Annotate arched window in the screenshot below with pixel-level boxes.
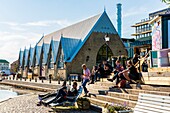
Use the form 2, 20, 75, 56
96, 44, 113, 64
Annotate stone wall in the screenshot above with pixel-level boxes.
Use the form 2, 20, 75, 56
66, 32, 127, 76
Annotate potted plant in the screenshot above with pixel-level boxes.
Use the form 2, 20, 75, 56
102, 103, 132, 113
77, 97, 90, 110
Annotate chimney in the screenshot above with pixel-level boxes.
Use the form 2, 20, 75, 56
117, 3, 122, 38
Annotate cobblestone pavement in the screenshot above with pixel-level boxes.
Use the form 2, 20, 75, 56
0, 94, 98, 113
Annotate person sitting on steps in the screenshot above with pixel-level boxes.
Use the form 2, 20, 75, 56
107, 60, 125, 85
118, 60, 140, 83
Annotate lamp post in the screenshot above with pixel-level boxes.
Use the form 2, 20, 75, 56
104, 34, 110, 61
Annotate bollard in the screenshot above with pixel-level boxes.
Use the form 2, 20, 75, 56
25, 78, 26, 81
49, 74, 52, 84
69, 76, 71, 85
35, 78, 37, 82
13, 75, 15, 80
42, 79, 44, 83
30, 78, 31, 82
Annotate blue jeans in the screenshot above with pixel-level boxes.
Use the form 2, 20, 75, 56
82, 79, 89, 94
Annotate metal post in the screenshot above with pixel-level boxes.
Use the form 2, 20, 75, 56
58, 73, 60, 84
106, 44, 108, 61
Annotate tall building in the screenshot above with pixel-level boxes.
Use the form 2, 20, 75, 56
130, 8, 170, 57
0, 59, 9, 70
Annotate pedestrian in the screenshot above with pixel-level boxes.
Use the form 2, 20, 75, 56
81, 64, 90, 96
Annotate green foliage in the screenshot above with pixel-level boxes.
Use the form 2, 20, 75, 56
162, 0, 170, 5
104, 103, 132, 113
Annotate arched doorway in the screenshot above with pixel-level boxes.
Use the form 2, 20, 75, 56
96, 44, 113, 65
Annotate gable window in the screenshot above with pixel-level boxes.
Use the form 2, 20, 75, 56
58, 50, 64, 69
48, 50, 54, 69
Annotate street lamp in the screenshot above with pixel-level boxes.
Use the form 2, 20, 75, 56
104, 34, 110, 61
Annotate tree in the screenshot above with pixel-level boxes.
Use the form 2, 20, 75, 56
162, 0, 170, 4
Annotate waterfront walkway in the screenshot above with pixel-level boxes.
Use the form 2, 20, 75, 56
0, 79, 97, 113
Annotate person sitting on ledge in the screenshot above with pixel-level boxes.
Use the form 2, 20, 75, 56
43, 81, 78, 106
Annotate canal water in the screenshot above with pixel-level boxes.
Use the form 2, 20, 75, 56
0, 89, 18, 102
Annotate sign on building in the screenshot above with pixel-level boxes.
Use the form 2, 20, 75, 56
151, 18, 162, 50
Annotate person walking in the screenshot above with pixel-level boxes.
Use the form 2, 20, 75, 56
81, 64, 91, 96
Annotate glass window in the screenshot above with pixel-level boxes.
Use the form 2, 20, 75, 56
57, 50, 64, 69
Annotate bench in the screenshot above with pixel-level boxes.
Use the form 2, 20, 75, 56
134, 93, 170, 113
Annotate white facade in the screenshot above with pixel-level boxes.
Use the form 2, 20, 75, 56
0, 61, 9, 71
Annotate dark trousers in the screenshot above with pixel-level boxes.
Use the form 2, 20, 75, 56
46, 89, 66, 105
113, 71, 126, 85
82, 79, 89, 94
39, 93, 57, 100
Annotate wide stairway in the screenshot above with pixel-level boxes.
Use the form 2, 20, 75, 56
86, 79, 170, 110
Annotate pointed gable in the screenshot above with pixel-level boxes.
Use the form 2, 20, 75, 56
50, 40, 60, 63
42, 43, 50, 64
66, 11, 118, 62
61, 37, 81, 61
19, 50, 24, 67
29, 47, 35, 67
35, 46, 42, 65
24, 49, 29, 67
93, 11, 117, 34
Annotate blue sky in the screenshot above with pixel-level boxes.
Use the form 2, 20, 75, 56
0, 0, 168, 63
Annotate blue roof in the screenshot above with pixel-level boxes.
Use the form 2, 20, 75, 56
19, 51, 24, 67
50, 40, 60, 63
24, 49, 29, 67
61, 37, 81, 61
29, 47, 35, 67
42, 43, 50, 64
35, 46, 42, 65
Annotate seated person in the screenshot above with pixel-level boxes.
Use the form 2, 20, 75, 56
37, 81, 67, 106
108, 60, 125, 85
118, 60, 140, 83
43, 81, 78, 105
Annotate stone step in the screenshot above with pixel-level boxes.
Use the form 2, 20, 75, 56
130, 83, 170, 92
90, 95, 136, 108
109, 88, 170, 96
144, 80, 170, 86
108, 92, 138, 101
87, 84, 110, 90
88, 97, 112, 107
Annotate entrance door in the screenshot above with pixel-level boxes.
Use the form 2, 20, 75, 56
96, 44, 113, 65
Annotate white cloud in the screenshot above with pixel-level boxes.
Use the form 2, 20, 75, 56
0, 19, 72, 63
0, 22, 19, 26
23, 19, 71, 27
123, 7, 148, 18
0, 31, 41, 63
